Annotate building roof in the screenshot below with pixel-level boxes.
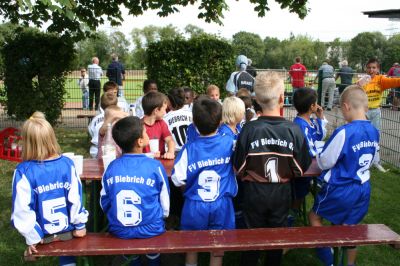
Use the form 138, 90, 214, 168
362, 9, 400, 19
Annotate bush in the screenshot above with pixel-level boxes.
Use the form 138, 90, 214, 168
2, 29, 75, 125
146, 36, 234, 95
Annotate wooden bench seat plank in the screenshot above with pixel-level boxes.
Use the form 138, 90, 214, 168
34, 224, 400, 257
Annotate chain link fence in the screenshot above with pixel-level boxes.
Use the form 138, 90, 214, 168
0, 69, 398, 167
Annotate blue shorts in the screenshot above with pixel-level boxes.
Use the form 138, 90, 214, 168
312, 181, 370, 225
109, 218, 165, 239
181, 197, 235, 230
294, 176, 312, 199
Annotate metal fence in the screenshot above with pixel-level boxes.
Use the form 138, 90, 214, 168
0, 69, 399, 167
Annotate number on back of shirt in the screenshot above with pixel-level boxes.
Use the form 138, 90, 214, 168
264, 157, 280, 183
197, 170, 221, 202
116, 190, 142, 226
171, 125, 188, 147
42, 197, 69, 234
357, 153, 373, 183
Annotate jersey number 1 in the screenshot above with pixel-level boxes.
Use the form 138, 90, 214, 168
171, 125, 188, 147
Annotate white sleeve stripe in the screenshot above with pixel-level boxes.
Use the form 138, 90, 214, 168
158, 167, 170, 217
12, 173, 42, 245
317, 129, 345, 170
171, 149, 188, 187
68, 165, 88, 225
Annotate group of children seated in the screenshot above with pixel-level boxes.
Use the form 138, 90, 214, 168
11, 72, 379, 266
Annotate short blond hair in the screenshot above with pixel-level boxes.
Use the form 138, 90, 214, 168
340, 85, 368, 110
21, 111, 60, 161
207, 84, 220, 95
254, 72, 284, 111
222, 96, 245, 124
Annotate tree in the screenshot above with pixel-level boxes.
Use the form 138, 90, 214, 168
109, 31, 131, 65
383, 34, 400, 71
74, 31, 112, 69
184, 24, 206, 38
0, 1, 309, 39
3, 29, 75, 125
232, 31, 264, 66
348, 32, 387, 71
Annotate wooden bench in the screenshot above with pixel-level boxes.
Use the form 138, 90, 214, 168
77, 114, 95, 124
34, 224, 400, 266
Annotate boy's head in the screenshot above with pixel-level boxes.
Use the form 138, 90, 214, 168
222, 96, 245, 125
293, 88, 318, 115
103, 81, 119, 95
100, 93, 118, 110
143, 80, 158, 94
193, 96, 222, 135
142, 91, 168, 118
183, 87, 194, 105
167, 87, 185, 110
340, 85, 368, 121
295, 56, 301, 63
366, 58, 380, 77
254, 72, 284, 111
206, 84, 220, 101
237, 88, 251, 98
80, 68, 86, 76
22, 111, 60, 161
112, 116, 149, 153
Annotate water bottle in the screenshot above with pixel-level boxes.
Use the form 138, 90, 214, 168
357, 75, 371, 87
285, 96, 289, 105
103, 123, 116, 157
129, 103, 136, 116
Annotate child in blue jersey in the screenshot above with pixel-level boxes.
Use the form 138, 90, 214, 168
309, 85, 379, 266
100, 116, 170, 266
220, 96, 245, 141
11, 112, 88, 265
172, 96, 237, 266
292, 88, 327, 214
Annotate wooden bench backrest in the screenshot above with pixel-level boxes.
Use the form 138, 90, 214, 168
34, 224, 400, 257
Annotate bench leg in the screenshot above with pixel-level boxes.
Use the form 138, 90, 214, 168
333, 247, 348, 266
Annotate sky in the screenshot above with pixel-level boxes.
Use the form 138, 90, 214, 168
100, 0, 399, 42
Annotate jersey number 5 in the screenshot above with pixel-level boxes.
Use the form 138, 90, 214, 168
42, 197, 69, 234
116, 190, 142, 226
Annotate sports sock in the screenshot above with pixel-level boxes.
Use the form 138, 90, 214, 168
316, 247, 333, 266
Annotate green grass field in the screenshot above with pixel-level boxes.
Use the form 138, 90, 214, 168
0, 129, 399, 265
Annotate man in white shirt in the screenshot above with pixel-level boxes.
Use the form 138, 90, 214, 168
87, 57, 103, 111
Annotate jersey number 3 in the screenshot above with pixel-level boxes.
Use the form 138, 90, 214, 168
117, 190, 142, 226
197, 170, 221, 202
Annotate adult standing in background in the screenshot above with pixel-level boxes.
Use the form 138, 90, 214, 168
246, 58, 257, 78
88, 57, 103, 111
335, 60, 354, 95
289, 56, 307, 90
387, 62, 400, 110
315, 61, 335, 111
226, 55, 255, 95
106, 54, 125, 97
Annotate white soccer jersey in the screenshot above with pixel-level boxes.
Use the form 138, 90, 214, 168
88, 113, 105, 158
163, 108, 193, 151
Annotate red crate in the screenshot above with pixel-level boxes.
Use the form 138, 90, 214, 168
0, 127, 22, 162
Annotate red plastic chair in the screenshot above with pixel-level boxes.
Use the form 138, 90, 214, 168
0, 127, 22, 162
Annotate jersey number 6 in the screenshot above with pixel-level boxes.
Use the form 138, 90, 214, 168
116, 190, 142, 226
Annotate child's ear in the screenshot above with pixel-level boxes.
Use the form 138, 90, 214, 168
279, 93, 284, 106
137, 137, 144, 148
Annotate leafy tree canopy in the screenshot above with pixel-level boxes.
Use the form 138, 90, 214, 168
0, 0, 309, 39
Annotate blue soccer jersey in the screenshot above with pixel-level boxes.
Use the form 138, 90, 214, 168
100, 154, 170, 239
219, 123, 241, 141
293, 116, 327, 157
11, 155, 88, 245
317, 120, 379, 185
172, 133, 237, 201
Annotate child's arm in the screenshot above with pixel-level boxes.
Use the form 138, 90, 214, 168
99, 109, 128, 136
380, 75, 400, 91
157, 164, 170, 218
317, 128, 345, 170
171, 148, 188, 187
11, 169, 44, 246
66, 164, 89, 231
163, 136, 175, 159
232, 127, 249, 176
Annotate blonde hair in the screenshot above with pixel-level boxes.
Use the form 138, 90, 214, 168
100, 93, 118, 110
207, 84, 220, 95
254, 72, 284, 111
21, 111, 60, 161
340, 85, 368, 110
222, 96, 245, 125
